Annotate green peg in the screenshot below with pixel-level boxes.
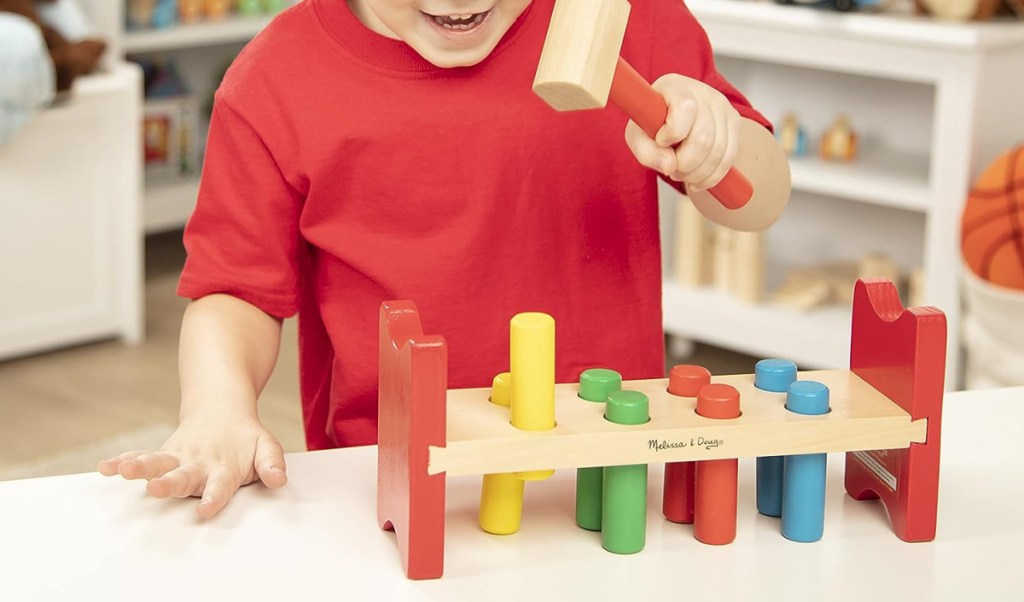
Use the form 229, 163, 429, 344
575, 368, 621, 531
602, 390, 650, 554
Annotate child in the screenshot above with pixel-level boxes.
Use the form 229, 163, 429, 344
98, 0, 790, 518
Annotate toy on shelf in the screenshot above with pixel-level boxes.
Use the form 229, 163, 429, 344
914, 0, 1023, 20
128, 0, 291, 29
770, 252, 904, 310
821, 115, 858, 162
773, 0, 886, 12
203, 0, 231, 20
135, 57, 200, 182
960, 144, 1024, 388
126, 0, 156, 29
376, 279, 946, 579
239, 0, 289, 15
126, 0, 178, 29
961, 144, 1024, 291
776, 112, 808, 157
179, 0, 203, 23
672, 198, 711, 287
672, 198, 764, 304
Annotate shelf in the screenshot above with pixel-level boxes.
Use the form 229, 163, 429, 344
662, 281, 851, 370
124, 14, 277, 54
788, 149, 931, 211
687, 0, 1024, 51
144, 178, 199, 234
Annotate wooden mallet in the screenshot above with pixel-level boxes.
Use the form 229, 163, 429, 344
533, 0, 753, 210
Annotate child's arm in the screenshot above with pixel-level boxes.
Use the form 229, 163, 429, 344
97, 294, 287, 518
624, 74, 791, 232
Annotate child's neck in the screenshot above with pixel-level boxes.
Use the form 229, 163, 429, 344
346, 0, 402, 40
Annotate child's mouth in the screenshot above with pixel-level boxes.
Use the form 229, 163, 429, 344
422, 10, 490, 33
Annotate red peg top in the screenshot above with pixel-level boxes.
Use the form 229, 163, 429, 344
696, 383, 741, 419
668, 364, 712, 397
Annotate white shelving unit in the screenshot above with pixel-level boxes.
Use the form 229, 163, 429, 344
0, 63, 144, 360
124, 14, 278, 54
143, 178, 201, 233
663, 0, 1024, 389
121, 7, 291, 234
663, 283, 851, 368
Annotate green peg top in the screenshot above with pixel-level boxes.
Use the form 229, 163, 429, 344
579, 368, 623, 402
605, 390, 650, 425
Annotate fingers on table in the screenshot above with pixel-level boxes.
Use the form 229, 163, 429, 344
119, 452, 181, 480
197, 470, 244, 519
146, 464, 207, 499
97, 450, 148, 476
98, 451, 179, 480
255, 435, 288, 489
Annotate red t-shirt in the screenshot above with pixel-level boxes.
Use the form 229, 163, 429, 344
178, 0, 769, 450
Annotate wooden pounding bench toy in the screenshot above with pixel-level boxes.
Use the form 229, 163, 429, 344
376, 279, 947, 579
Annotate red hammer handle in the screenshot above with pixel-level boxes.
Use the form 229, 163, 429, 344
610, 57, 752, 210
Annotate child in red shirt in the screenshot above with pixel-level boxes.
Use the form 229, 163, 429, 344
99, 0, 790, 518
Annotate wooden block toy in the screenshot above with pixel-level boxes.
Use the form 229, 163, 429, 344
672, 197, 711, 287
858, 252, 901, 287
753, 358, 798, 518
532, 0, 753, 212
771, 257, 903, 311
712, 225, 735, 293
693, 384, 741, 545
730, 230, 765, 304
781, 381, 831, 543
770, 269, 832, 310
575, 369, 623, 532
376, 279, 946, 579
704, 223, 764, 304
909, 267, 925, 308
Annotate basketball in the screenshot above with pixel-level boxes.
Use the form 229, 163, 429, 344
961, 145, 1024, 291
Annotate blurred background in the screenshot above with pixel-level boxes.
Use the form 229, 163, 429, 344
1, 0, 1022, 481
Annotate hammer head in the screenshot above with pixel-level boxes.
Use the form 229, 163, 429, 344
533, 0, 632, 111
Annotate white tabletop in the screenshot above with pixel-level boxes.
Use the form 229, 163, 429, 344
2, 387, 1022, 601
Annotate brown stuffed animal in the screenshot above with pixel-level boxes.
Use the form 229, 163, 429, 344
0, 0, 106, 92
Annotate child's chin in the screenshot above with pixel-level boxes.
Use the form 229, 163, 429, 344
418, 44, 496, 69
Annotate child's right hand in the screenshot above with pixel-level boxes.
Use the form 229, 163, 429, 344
97, 411, 287, 518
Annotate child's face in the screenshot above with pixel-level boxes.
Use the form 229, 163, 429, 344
348, 0, 533, 67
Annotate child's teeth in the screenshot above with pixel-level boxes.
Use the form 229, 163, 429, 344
431, 12, 483, 28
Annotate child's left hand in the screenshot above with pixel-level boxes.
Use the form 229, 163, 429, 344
624, 73, 741, 194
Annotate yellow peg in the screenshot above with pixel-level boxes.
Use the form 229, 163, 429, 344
479, 473, 525, 535
479, 372, 524, 534
490, 372, 512, 407
510, 312, 555, 481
